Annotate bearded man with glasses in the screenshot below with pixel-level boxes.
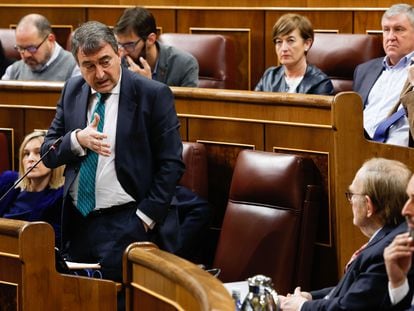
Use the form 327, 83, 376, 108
1, 13, 80, 81
114, 7, 199, 87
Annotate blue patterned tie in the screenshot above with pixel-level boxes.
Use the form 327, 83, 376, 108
372, 108, 406, 142
77, 93, 106, 216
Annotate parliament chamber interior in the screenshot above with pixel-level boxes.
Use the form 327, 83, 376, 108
0, 0, 412, 309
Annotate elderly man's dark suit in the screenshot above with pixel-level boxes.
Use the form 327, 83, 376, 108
301, 222, 411, 311
41, 67, 185, 280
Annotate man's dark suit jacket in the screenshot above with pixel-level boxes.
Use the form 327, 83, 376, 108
41, 67, 185, 247
353, 57, 384, 108
301, 222, 410, 311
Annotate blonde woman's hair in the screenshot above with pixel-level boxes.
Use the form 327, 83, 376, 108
18, 131, 64, 191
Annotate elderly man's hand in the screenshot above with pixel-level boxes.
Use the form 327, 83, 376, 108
278, 287, 311, 311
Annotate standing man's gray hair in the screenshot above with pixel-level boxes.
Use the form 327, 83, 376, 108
71, 21, 118, 62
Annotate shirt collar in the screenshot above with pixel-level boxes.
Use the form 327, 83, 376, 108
383, 51, 414, 70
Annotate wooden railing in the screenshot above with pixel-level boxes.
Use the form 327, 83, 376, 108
0, 218, 117, 310
1, 81, 413, 289
123, 242, 234, 310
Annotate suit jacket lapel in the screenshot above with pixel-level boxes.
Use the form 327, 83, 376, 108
361, 59, 384, 107
329, 226, 394, 298
75, 83, 91, 129
116, 68, 137, 154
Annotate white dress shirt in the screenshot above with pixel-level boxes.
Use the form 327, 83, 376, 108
388, 278, 410, 305
70, 71, 154, 227
364, 52, 414, 146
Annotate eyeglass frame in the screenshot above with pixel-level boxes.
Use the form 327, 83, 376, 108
117, 38, 144, 53
345, 191, 366, 203
14, 34, 50, 54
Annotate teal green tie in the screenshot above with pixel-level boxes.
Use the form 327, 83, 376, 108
77, 93, 106, 217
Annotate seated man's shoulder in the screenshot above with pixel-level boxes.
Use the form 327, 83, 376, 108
60, 49, 76, 61
355, 56, 383, 72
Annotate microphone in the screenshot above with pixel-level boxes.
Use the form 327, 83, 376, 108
0, 136, 62, 203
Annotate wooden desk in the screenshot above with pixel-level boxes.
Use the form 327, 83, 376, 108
1, 81, 413, 288
0, 218, 117, 310
123, 242, 234, 310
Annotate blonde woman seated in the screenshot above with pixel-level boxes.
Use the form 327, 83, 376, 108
255, 13, 334, 95
0, 131, 64, 245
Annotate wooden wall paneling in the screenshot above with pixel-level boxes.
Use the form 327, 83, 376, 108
0, 127, 15, 171
176, 9, 264, 91
354, 10, 384, 34
124, 0, 307, 6
0, 81, 61, 167
0, 7, 85, 29
149, 9, 177, 34
86, 7, 130, 28
87, 7, 177, 33
0, 108, 24, 168
264, 11, 354, 70
178, 116, 188, 141
266, 123, 337, 289
51, 25, 73, 49
121, 0, 395, 6
24, 108, 55, 135
190, 27, 251, 90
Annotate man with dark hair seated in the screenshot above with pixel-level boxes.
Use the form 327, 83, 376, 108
113, 6, 199, 87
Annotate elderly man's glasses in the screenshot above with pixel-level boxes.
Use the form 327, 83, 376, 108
14, 34, 49, 54
345, 192, 365, 203
117, 38, 143, 52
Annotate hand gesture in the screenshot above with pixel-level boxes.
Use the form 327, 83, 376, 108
76, 113, 111, 156
384, 232, 414, 288
125, 55, 152, 80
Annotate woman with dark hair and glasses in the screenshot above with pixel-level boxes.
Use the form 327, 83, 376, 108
255, 13, 333, 95
0, 131, 64, 246
1, 13, 79, 81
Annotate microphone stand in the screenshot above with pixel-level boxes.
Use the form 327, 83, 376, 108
0, 137, 62, 203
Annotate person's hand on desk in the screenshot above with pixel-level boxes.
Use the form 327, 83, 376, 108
76, 113, 111, 156
278, 287, 311, 311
